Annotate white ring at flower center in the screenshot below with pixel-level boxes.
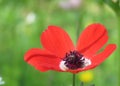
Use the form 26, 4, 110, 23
59, 61, 68, 71
83, 57, 91, 67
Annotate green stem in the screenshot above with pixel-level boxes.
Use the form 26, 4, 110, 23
46, 0, 57, 26
90, 84, 95, 86
104, 0, 120, 12
80, 82, 84, 86
73, 74, 76, 86
117, 12, 120, 86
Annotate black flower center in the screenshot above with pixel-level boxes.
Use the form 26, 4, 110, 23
63, 51, 85, 70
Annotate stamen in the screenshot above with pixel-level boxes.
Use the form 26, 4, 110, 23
59, 51, 91, 71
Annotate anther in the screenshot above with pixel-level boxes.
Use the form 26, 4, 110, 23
59, 51, 91, 71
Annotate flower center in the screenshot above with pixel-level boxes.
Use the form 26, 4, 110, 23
59, 51, 91, 71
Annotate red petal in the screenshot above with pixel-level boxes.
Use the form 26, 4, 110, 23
82, 31, 108, 57
91, 44, 116, 66
81, 44, 116, 72
77, 23, 107, 53
41, 26, 74, 58
24, 48, 62, 72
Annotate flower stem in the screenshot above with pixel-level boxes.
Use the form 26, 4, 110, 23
90, 84, 95, 86
80, 82, 84, 86
73, 74, 76, 86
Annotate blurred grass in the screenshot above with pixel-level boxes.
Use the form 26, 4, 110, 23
0, 0, 119, 86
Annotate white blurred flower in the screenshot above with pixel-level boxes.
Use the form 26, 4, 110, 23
25, 12, 36, 24
59, 0, 82, 9
0, 77, 5, 85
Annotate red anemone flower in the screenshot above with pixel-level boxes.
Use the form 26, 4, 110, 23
24, 23, 116, 74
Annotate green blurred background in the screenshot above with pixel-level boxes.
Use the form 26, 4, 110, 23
0, 0, 120, 86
